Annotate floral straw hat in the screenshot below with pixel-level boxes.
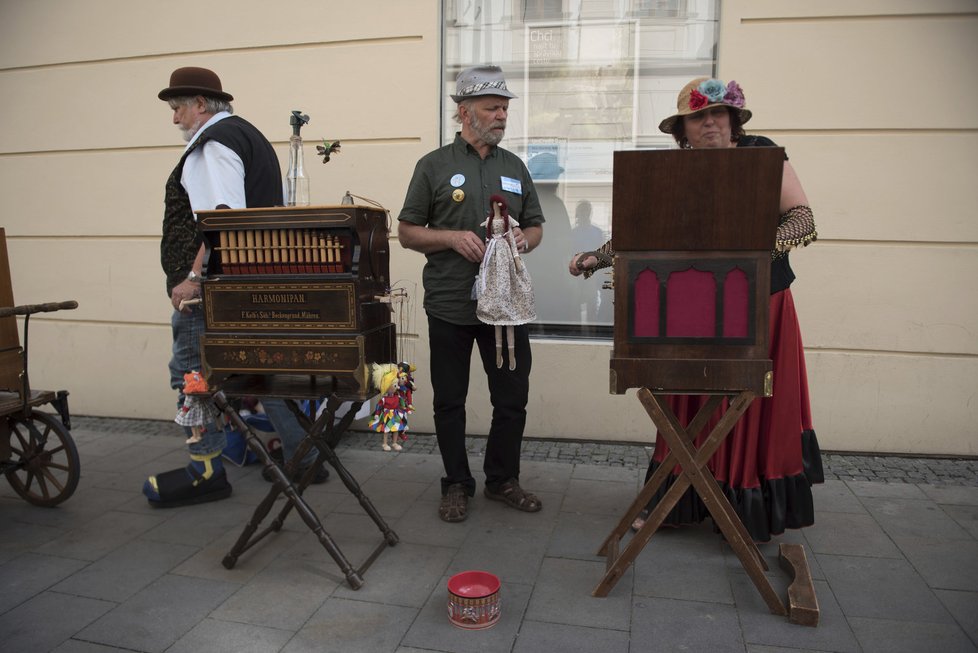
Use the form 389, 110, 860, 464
657, 77, 751, 134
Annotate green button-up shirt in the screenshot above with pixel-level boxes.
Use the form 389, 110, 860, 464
399, 133, 545, 324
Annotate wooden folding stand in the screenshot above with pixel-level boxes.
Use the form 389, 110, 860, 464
592, 148, 816, 622
212, 379, 398, 590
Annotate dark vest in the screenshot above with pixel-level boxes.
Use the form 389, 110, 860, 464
160, 116, 283, 295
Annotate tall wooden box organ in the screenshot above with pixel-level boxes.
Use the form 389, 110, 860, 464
608, 147, 784, 396
594, 147, 810, 620
196, 205, 395, 397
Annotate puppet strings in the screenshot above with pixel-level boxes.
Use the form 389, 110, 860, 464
386, 280, 416, 365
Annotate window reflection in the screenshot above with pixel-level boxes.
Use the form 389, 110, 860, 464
443, 0, 719, 337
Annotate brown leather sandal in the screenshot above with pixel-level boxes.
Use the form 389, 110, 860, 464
484, 478, 542, 512
439, 484, 469, 522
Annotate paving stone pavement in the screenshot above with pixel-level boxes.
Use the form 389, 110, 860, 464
0, 415, 975, 653
70, 415, 978, 485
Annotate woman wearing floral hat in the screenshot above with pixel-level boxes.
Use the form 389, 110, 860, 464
570, 77, 822, 542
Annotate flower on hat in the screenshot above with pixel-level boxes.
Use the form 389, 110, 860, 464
698, 79, 727, 103
688, 89, 708, 111
723, 81, 745, 108
688, 79, 746, 112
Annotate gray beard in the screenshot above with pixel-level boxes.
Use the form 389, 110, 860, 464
180, 119, 203, 142
482, 130, 503, 146
471, 115, 505, 146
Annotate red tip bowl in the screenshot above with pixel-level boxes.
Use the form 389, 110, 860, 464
447, 571, 501, 629
448, 570, 500, 598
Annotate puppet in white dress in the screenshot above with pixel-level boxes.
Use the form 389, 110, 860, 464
476, 195, 536, 370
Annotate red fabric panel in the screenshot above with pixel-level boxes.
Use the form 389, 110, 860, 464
633, 268, 660, 337
666, 268, 715, 337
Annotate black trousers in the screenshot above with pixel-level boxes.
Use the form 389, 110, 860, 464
427, 315, 531, 496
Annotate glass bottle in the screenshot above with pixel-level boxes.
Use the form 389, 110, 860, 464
286, 111, 310, 206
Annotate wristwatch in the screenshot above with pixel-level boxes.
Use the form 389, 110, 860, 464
187, 270, 201, 283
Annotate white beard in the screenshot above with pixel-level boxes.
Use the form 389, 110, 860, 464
470, 114, 505, 146
180, 119, 203, 142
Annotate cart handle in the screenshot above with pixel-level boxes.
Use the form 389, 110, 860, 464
0, 301, 78, 318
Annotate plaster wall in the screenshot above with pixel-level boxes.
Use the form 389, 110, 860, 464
1, 0, 974, 454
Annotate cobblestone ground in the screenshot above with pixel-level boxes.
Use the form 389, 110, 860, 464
71, 416, 978, 487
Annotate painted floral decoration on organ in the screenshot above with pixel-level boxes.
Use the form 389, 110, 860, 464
688, 79, 745, 111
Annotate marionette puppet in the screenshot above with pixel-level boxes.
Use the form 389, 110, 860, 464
143, 370, 231, 508
394, 362, 417, 445
368, 362, 409, 451
397, 362, 416, 413
175, 371, 222, 444
476, 195, 536, 370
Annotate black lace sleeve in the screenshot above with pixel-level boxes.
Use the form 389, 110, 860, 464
772, 205, 817, 259
580, 240, 615, 279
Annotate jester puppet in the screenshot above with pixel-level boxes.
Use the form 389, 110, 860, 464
368, 362, 416, 451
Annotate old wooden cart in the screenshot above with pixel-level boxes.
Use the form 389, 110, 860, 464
0, 228, 79, 506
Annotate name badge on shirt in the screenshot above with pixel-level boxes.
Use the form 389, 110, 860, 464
500, 176, 522, 194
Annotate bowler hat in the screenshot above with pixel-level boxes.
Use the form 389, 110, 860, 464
158, 67, 234, 102
658, 77, 751, 134
451, 65, 517, 103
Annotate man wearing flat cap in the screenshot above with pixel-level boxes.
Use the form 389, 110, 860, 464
398, 65, 545, 523
144, 66, 327, 508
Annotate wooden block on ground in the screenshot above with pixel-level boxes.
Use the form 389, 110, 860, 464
778, 543, 819, 627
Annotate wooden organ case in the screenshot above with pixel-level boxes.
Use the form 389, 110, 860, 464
195, 205, 401, 589
608, 148, 783, 396
196, 204, 395, 396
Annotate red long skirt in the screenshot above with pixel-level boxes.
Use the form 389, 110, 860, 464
644, 288, 823, 542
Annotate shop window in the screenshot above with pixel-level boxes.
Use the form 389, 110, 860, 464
443, 0, 719, 338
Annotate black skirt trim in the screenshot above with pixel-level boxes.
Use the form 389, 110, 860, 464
642, 430, 824, 543
802, 428, 824, 484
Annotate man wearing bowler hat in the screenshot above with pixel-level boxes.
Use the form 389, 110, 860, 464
398, 65, 545, 522
144, 66, 327, 508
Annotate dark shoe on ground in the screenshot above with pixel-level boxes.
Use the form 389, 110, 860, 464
484, 478, 542, 512
261, 462, 330, 485
439, 483, 469, 522
144, 466, 232, 508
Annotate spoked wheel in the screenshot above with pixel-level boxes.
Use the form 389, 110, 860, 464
5, 411, 80, 506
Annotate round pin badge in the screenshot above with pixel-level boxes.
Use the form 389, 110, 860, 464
452, 189, 465, 202
450, 174, 465, 188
